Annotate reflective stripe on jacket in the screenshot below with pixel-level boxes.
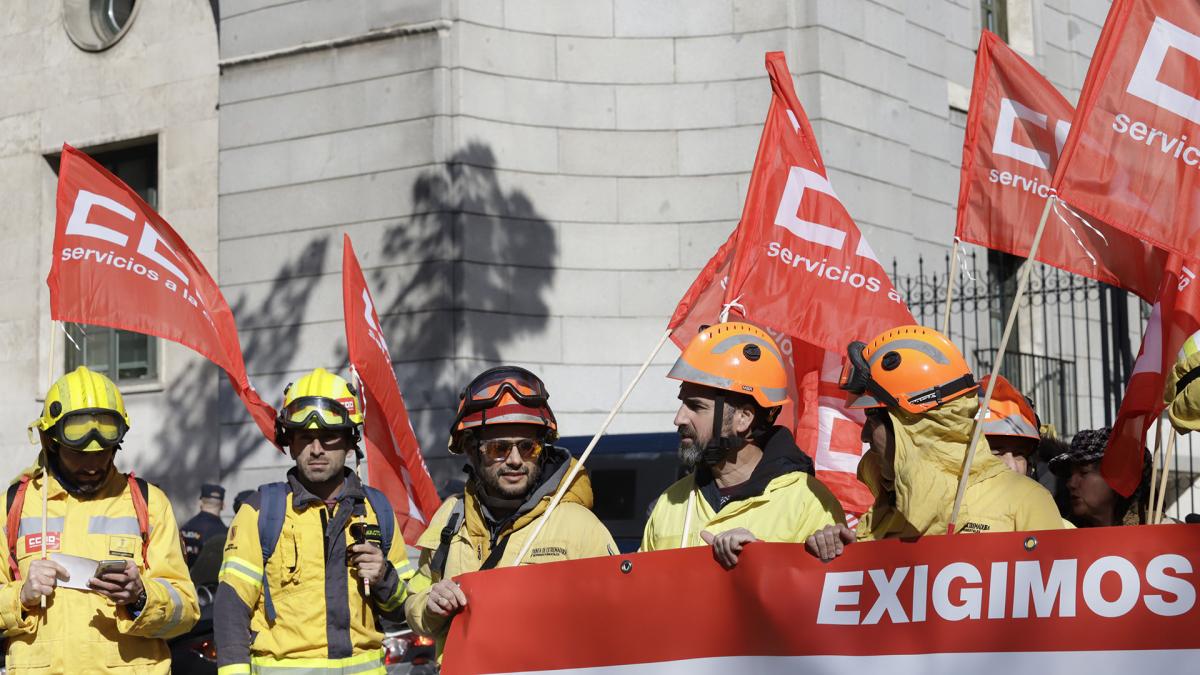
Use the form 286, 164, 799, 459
404, 447, 616, 656
0, 464, 199, 674
214, 470, 413, 674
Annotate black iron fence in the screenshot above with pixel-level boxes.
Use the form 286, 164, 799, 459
892, 250, 1196, 519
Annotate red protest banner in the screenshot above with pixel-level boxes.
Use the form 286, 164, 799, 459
443, 526, 1200, 674
957, 31, 1166, 301
1106, 254, 1200, 496
1053, 0, 1200, 257
719, 52, 913, 353
48, 144, 276, 444
342, 235, 440, 542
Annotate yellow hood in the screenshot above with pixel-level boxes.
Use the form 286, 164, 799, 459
1166, 350, 1200, 432
857, 394, 1009, 540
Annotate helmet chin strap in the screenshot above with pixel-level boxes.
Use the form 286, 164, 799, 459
700, 394, 739, 466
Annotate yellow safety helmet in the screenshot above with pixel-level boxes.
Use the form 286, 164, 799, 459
274, 368, 363, 446
32, 367, 129, 452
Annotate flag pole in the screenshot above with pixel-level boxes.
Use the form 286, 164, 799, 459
947, 196, 1055, 534
942, 238, 960, 334
511, 328, 674, 566
1147, 414, 1164, 524
1154, 428, 1178, 524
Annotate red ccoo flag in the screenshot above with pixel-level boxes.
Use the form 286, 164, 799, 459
342, 235, 441, 543
956, 30, 1166, 301
719, 52, 913, 352
1105, 254, 1200, 496
1052, 0, 1200, 257
48, 144, 277, 444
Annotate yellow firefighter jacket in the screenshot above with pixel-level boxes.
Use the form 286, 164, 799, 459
640, 427, 845, 551
214, 470, 414, 675
856, 394, 1064, 540
405, 447, 616, 655
0, 461, 199, 674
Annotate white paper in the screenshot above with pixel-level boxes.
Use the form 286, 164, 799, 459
48, 552, 101, 591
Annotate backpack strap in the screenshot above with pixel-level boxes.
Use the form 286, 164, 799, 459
430, 496, 465, 580
126, 473, 151, 569
5, 477, 31, 581
256, 482, 290, 624
361, 486, 394, 560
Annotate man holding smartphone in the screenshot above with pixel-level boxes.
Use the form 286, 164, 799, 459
0, 367, 199, 673
215, 368, 413, 674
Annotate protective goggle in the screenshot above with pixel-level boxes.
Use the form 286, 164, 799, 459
50, 409, 127, 450
278, 396, 357, 431
477, 438, 544, 463
459, 367, 550, 417
839, 341, 872, 395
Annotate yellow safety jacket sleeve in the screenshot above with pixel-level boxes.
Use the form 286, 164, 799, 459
0, 538, 37, 637
365, 506, 416, 617
403, 549, 448, 640
116, 483, 200, 639
214, 504, 262, 672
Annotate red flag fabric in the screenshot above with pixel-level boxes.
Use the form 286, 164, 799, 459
342, 235, 440, 542
792, 350, 875, 517
1105, 254, 1200, 496
442, 527, 1200, 674
718, 52, 913, 352
956, 31, 1167, 301
48, 144, 276, 444
1052, 0, 1200, 257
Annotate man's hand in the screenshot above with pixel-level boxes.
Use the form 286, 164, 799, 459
20, 559, 69, 607
425, 579, 467, 617
700, 528, 758, 569
805, 524, 856, 562
348, 542, 388, 587
88, 560, 145, 605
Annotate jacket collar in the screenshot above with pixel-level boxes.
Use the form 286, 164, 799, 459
695, 426, 814, 512
286, 467, 365, 510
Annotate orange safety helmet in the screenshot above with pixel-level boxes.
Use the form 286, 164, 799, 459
840, 325, 976, 414
448, 366, 558, 454
667, 322, 790, 408
979, 375, 1040, 441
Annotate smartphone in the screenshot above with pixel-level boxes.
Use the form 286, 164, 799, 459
94, 559, 127, 577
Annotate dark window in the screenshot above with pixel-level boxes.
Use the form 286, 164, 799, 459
982, 0, 1008, 42
61, 141, 159, 384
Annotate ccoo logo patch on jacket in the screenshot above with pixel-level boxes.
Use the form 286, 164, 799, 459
23, 532, 60, 554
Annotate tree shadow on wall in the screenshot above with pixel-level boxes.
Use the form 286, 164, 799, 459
141, 239, 330, 504
334, 141, 558, 488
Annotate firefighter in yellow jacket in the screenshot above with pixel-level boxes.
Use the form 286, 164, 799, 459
214, 368, 413, 674
807, 326, 1063, 561
640, 322, 845, 567
1, 367, 198, 674
404, 366, 616, 655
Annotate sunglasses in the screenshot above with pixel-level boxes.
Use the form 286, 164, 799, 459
477, 438, 543, 463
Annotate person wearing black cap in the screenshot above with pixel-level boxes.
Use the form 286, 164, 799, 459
1049, 428, 1151, 527
179, 483, 228, 567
